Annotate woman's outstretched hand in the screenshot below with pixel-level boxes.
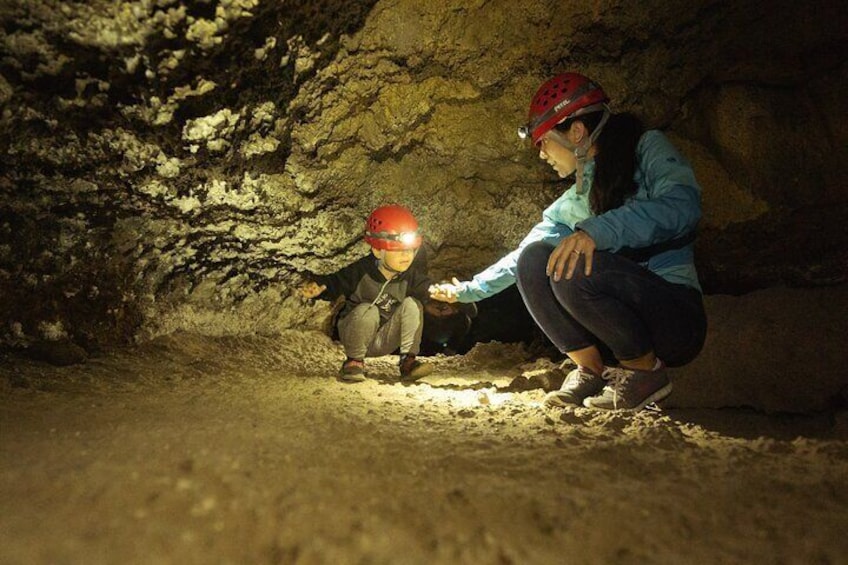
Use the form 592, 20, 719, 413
429, 278, 463, 303
547, 231, 597, 282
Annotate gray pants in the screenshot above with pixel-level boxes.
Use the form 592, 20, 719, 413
337, 297, 424, 360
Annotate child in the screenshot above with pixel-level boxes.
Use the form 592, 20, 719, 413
300, 205, 433, 383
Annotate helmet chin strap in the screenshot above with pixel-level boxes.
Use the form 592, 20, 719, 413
573, 106, 610, 194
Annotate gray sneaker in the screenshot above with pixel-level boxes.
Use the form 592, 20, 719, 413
583, 365, 672, 411
544, 366, 605, 407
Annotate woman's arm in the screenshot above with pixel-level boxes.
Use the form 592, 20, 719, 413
576, 131, 701, 251
452, 214, 573, 302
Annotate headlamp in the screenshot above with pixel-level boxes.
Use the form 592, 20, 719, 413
366, 230, 420, 246
518, 100, 566, 143
398, 232, 418, 246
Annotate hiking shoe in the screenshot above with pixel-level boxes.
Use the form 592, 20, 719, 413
339, 358, 366, 382
544, 366, 605, 407
399, 354, 432, 382
583, 364, 672, 411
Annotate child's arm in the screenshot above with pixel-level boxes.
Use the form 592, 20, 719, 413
300, 255, 370, 301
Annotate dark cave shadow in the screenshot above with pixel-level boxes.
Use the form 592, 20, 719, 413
661, 406, 846, 441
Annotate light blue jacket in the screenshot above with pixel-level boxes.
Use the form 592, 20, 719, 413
456, 130, 702, 302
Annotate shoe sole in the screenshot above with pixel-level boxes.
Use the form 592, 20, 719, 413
583, 382, 673, 411
339, 373, 366, 383
543, 391, 581, 408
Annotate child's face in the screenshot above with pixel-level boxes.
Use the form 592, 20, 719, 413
374, 247, 417, 273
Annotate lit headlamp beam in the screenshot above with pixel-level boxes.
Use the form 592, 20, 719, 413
365, 231, 420, 244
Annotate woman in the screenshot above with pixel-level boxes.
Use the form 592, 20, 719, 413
430, 72, 707, 411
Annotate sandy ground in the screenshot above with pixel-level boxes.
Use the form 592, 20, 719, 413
2, 331, 847, 564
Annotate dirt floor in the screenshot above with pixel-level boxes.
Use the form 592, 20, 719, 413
2, 331, 847, 564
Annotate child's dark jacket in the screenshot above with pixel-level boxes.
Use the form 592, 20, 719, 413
314, 252, 431, 324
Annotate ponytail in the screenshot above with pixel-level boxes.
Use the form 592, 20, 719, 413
590, 113, 643, 214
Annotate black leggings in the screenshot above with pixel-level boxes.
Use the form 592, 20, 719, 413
515, 241, 707, 367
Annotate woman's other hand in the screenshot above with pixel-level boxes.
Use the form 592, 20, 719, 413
546, 231, 597, 282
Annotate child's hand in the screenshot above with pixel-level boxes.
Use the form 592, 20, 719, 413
299, 281, 327, 300
429, 278, 463, 303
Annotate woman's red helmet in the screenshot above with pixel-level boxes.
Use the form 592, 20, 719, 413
519, 72, 609, 146
364, 205, 423, 251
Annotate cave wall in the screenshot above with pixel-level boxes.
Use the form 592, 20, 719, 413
0, 0, 846, 351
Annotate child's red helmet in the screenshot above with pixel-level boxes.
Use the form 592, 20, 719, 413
518, 72, 609, 146
364, 205, 423, 251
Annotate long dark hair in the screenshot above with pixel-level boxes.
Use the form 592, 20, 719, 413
555, 112, 644, 214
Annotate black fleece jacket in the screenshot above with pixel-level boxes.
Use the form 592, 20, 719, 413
314, 251, 431, 324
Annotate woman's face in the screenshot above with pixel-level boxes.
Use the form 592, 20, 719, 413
538, 128, 577, 178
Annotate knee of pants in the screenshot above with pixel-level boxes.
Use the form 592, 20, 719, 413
347, 303, 381, 325
550, 251, 614, 308
399, 297, 424, 324
517, 241, 554, 281
400, 296, 423, 314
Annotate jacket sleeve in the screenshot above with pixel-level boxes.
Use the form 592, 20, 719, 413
456, 205, 573, 303
576, 131, 701, 252
406, 251, 432, 303
314, 256, 368, 301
